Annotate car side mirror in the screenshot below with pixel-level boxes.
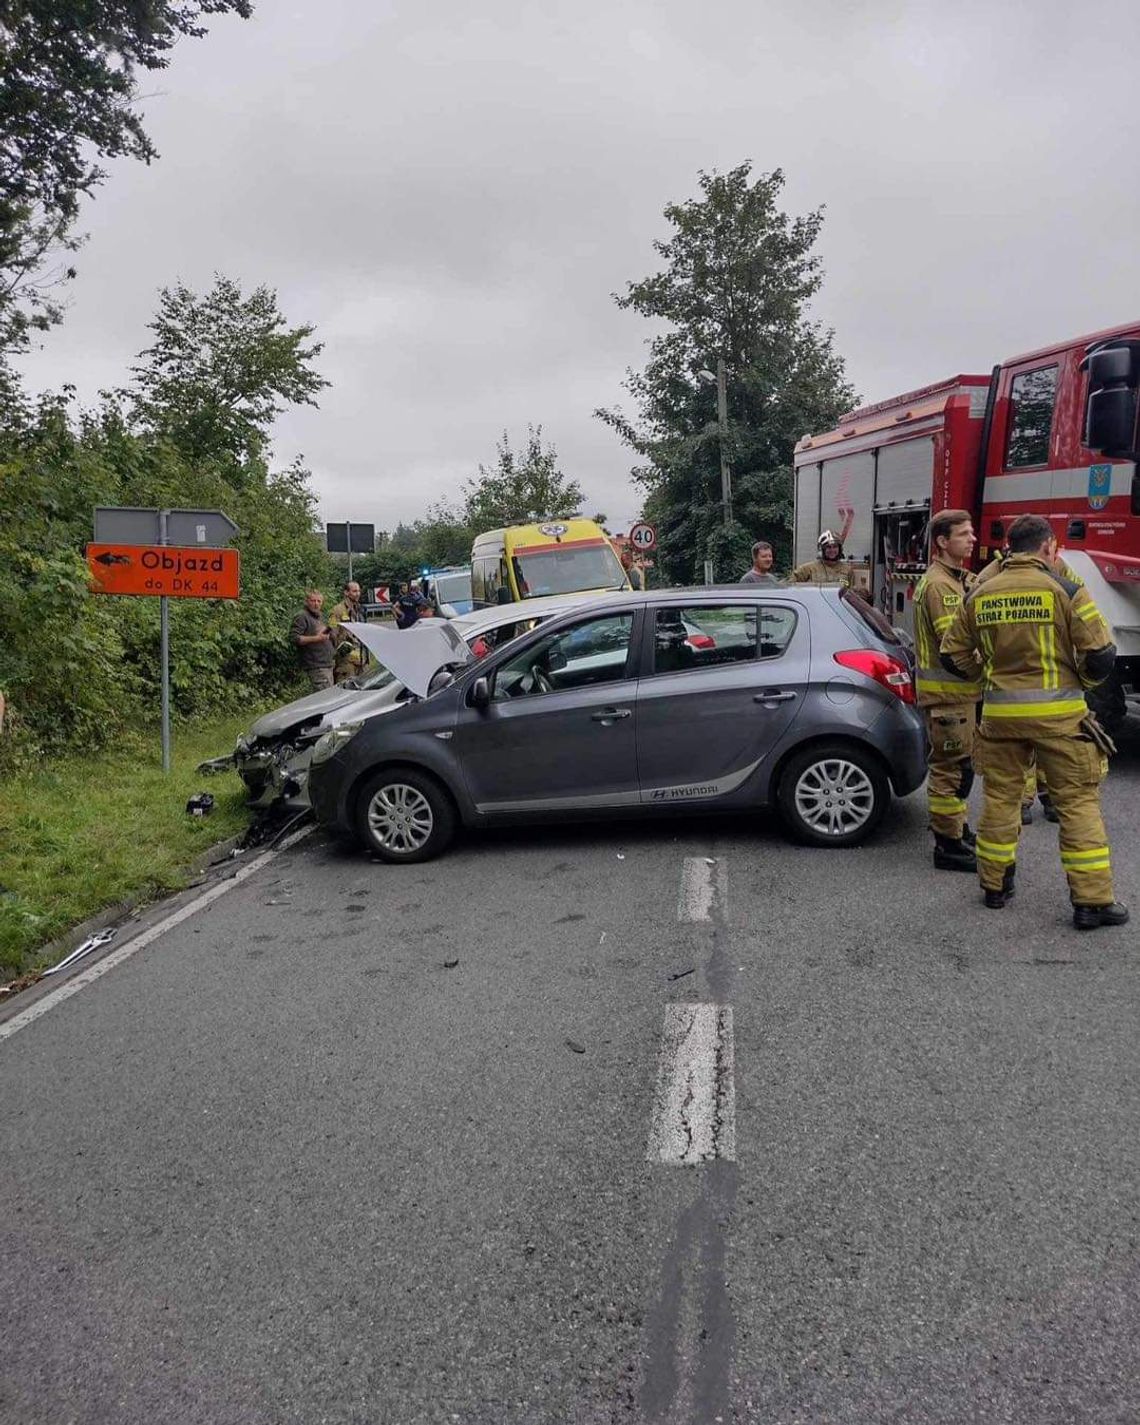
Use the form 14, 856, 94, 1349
469, 676, 491, 710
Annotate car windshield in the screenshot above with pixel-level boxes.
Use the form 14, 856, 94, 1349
512, 544, 626, 597
434, 572, 472, 604
355, 664, 398, 691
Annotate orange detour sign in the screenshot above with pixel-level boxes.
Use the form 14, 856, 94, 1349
87, 543, 241, 599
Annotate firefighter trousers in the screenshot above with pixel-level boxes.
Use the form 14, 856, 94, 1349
1022, 759, 1047, 806
975, 733, 1113, 905
924, 706, 975, 839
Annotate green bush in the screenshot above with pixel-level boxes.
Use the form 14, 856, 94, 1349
0, 396, 337, 764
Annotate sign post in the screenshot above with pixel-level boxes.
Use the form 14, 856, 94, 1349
326, 522, 376, 585
160, 510, 170, 772
88, 506, 239, 773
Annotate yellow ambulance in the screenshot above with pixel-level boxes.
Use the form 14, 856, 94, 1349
470, 519, 631, 607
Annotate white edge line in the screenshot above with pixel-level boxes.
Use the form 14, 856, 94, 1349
0, 826, 314, 1045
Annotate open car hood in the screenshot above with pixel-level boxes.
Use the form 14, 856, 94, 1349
343, 620, 472, 699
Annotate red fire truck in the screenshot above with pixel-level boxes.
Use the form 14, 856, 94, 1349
793, 320, 1140, 724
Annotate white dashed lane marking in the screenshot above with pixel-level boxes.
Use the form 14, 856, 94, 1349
678, 856, 726, 922
646, 1003, 736, 1164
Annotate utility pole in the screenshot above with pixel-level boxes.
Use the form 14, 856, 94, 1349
716, 356, 732, 528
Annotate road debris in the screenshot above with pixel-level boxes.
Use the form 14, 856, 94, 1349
616, 854, 625, 861
185, 792, 215, 817
443, 958, 460, 969
42, 927, 118, 978
565, 1038, 586, 1054
195, 755, 234, 776
667, 967, 696, 982
0, 970, 44, 999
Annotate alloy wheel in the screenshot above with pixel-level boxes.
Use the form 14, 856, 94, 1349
366, 782, 435, 854
793, 758, 875, 838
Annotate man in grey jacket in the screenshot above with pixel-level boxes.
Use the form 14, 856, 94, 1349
739, 540, 779, 585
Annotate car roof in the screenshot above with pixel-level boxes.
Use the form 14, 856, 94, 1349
451, 592, 615, 632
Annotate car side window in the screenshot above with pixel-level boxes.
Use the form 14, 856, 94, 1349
493, 613, 634, 700
650, 604, 797, 676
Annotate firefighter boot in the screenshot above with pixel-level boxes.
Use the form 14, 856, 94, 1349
1073, 902, 1130, 931
1040, 794, 1060, 824
933, 834, 976, 872
984, 865, 1016, 910
1020, 803, 1033, 826
961, 824, 977, 848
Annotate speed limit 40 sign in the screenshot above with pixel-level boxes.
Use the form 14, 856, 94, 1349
629, 522, 657, 553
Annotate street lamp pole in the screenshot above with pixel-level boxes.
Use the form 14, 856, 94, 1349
715, 356, 732, 528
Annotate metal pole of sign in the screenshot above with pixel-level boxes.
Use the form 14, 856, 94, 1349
159, 509, 171, 773
716, 356, 733, 528
347, 530, 354, 586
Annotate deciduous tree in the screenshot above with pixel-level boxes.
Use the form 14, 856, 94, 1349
597, 163, 856, 581
0, 0, 251, 363
129, 276, 328, 470
459, 426, 583, 532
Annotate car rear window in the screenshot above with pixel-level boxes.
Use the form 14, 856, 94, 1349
840, 588, 903, 645
650, 604, 797, 676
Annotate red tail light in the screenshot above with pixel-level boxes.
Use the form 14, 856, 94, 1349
833, 649, 915, 704
686, 633, 716, 650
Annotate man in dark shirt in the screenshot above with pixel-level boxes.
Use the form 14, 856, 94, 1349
395, 581, 428, 630
290, 589, 335, 689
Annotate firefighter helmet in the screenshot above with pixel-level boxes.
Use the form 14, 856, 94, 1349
818, 529, 843, 552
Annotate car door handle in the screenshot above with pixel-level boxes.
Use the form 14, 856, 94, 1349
591, 707, 632, 723
753, 689, 796, 703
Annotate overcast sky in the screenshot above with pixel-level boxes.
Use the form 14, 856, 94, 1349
16, 0, 1140, 536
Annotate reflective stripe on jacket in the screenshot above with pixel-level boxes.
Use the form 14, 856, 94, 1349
913, 558, 980, 706
940, 554, 1113, 739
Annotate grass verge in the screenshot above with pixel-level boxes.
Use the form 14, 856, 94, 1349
0, 713, 262, 980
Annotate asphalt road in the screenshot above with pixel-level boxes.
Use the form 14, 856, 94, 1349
3, 725, 1139, 1424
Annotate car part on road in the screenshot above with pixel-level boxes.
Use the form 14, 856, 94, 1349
196, 755, 235, 775
354, 768, 457, 863
776, 741, 889, 847
185, 793, 214, 817
41, 927, 118, 977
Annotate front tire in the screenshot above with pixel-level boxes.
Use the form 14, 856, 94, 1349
777, 741, 889, 848
354, 768, 456, 863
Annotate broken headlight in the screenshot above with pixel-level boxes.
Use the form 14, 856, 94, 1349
310, 722, 364, 767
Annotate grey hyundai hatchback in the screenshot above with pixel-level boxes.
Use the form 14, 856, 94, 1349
306, 587, 927, 862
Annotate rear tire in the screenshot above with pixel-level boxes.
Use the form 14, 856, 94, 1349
354, 768, 456, 863
777, 740, 889, 848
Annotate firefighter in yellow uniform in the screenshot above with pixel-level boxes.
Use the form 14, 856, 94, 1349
913, 509, 981, 871
327, 580, 367, 685
940, 514, 1127, 930
974, 542, 1082, 825
791, 530, 853, 587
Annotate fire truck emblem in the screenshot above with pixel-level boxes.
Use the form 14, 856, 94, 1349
1088, 463, 1112, 511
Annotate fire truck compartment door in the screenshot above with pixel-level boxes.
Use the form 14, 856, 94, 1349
875, 437, 935, 507
820, 452, 874, 563
794, 462, 822, 567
